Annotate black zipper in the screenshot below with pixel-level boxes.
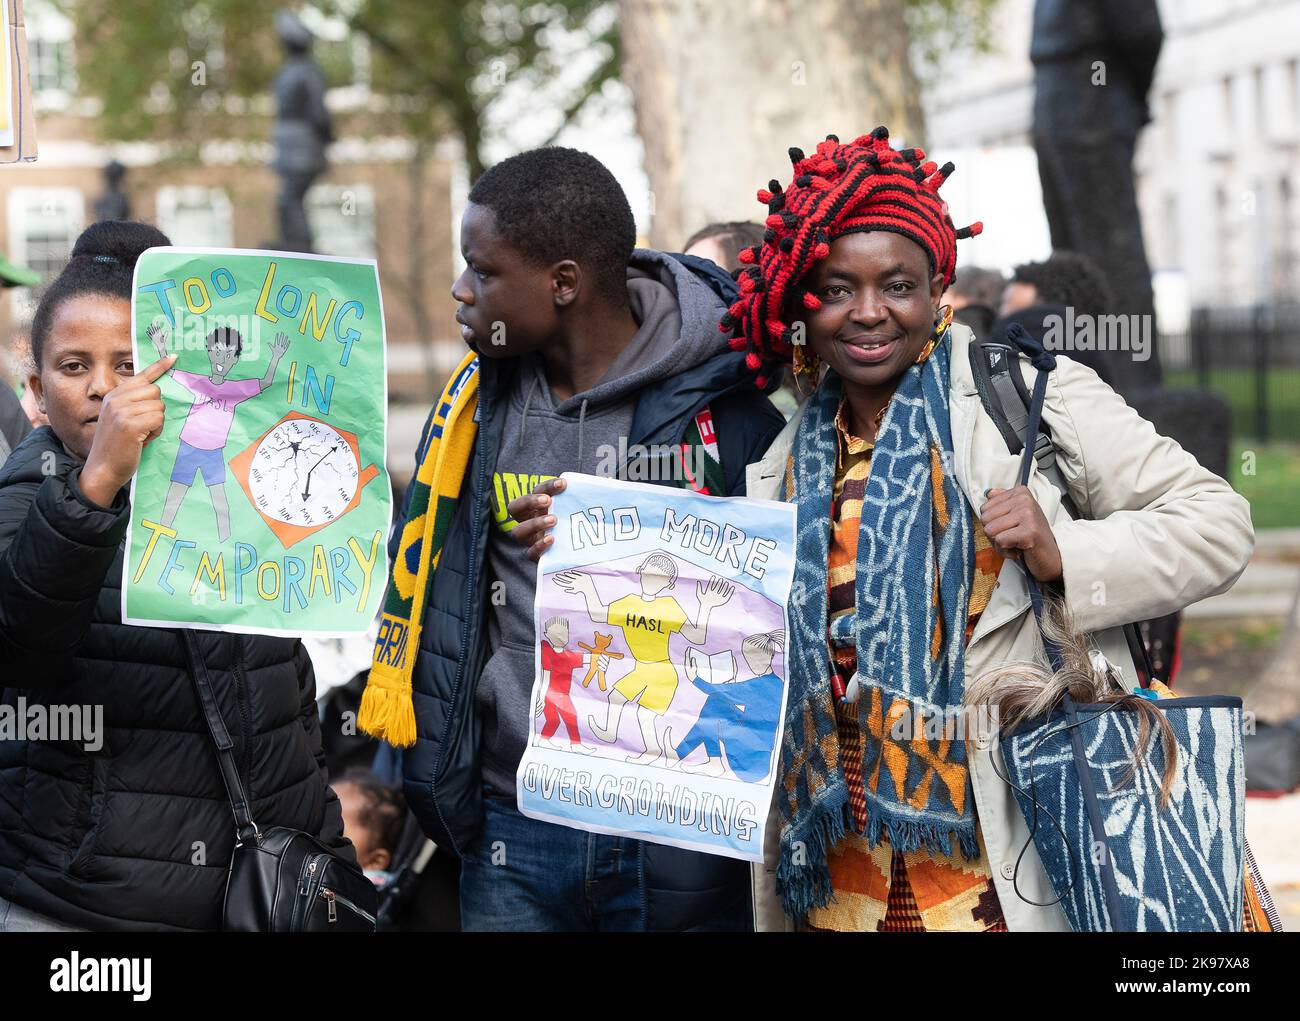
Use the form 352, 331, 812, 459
293, 853, 328, 929
431, 409, 490, 858
317, 886, 375, 926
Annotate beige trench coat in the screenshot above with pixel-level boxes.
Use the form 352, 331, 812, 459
745, 323, 1255, 932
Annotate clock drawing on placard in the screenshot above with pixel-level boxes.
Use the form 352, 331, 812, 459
230, 411, 380, 548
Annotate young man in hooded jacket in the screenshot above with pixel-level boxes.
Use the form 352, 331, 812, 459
377, 147, 784, 931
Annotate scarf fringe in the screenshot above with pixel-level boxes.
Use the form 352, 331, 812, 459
776, 796, 983, 920
776, 783, 850, 917
865, 809, 981, 862
357, 672, 417, 748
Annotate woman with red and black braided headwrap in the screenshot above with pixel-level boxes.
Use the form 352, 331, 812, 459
734, 128, 1257, 932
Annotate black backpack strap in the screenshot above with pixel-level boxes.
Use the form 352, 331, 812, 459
969, 331, 1078, 517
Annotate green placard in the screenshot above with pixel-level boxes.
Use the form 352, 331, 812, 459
123, 247, 391, 636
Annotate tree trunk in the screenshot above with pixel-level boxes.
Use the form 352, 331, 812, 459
405, 139, 441, 395
619, 0, 925, 249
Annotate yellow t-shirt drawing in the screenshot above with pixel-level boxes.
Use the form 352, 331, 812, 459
607, 593, 687, 714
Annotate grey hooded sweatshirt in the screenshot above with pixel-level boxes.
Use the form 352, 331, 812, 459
477, 249, 731, 797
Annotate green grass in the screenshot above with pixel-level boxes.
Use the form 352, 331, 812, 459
1181, 617, 1283, 653
1228, 441, 1300, 530
1165, 368, 1300, 442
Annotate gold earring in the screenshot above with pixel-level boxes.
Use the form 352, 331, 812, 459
914, 304, 953, 363
793, 343, 821, 392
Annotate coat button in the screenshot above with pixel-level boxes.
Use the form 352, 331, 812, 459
1000, 862, 1015, 880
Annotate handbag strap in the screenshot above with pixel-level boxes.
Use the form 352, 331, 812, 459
180, 630, 260, 845
1016, 366, 1157, 686
1016, 374, 1133, 928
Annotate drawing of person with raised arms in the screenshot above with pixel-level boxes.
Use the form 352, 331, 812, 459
554, 553, 733, 766
147, 322, 289, 541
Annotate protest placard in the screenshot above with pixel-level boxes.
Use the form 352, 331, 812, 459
122, 247, 390, 637
0, 0, 37, 161
517, 472, 797, 862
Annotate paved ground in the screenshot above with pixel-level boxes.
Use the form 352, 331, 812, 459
1150, 530, 1300, 929
1246, 793, 1300, 930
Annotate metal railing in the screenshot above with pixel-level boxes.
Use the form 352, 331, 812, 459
1163, 303, 1300, 443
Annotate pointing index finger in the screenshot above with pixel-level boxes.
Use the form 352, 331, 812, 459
139, 352, 178, 382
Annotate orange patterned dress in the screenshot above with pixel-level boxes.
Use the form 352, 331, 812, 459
806, 400, 1007, 932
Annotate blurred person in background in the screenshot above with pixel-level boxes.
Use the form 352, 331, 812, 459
685, 221, 800, 418
334, 769, 440, 931
943, 266, 1004, 341
0, 253, 42, 462
995, 250, 1116, 387
682, 220, 766, 272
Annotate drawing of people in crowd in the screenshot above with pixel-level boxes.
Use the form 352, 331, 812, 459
554, 553, 733, 765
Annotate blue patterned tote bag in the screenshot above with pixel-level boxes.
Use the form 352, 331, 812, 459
992, 355, 1247, 932
1001, 691, 1246, 931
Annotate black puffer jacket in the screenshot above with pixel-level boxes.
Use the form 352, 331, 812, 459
0, 427, 351, 931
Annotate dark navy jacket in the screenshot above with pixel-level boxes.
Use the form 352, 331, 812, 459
394, 336, 785, 929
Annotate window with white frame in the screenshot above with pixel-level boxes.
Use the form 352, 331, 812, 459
24, 0, 77, 99
155, 186, 234, 248
7, 188, 84, 327
307, 184, 376, 258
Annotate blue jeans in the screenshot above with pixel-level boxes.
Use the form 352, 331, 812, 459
459, 795, 749, 931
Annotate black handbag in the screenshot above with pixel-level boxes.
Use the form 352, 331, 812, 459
181, 631, 377, 932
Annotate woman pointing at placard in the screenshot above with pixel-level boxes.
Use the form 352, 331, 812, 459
0, 221, 353, 932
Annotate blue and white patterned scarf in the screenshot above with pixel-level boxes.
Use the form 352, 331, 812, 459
776, 331, 978, 917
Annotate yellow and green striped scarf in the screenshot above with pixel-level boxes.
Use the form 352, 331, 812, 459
359, 352, 480, 747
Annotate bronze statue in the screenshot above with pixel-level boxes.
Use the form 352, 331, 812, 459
92, 160, 131, 222
1030, 0, 1164, 392
270, 11, 333, 252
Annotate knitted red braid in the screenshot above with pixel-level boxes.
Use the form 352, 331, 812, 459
720, 127, 983, 388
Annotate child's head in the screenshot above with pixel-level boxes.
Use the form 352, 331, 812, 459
543, 615, 569, 649
204, 325, 244, 380
453, 146, 635, 359
28, 220, 171, 459
636, 553, 678, 595
333, 769, 406, 877
741, 630, 784, 675
683, 221, 766, 273
725, 128, 981, 390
